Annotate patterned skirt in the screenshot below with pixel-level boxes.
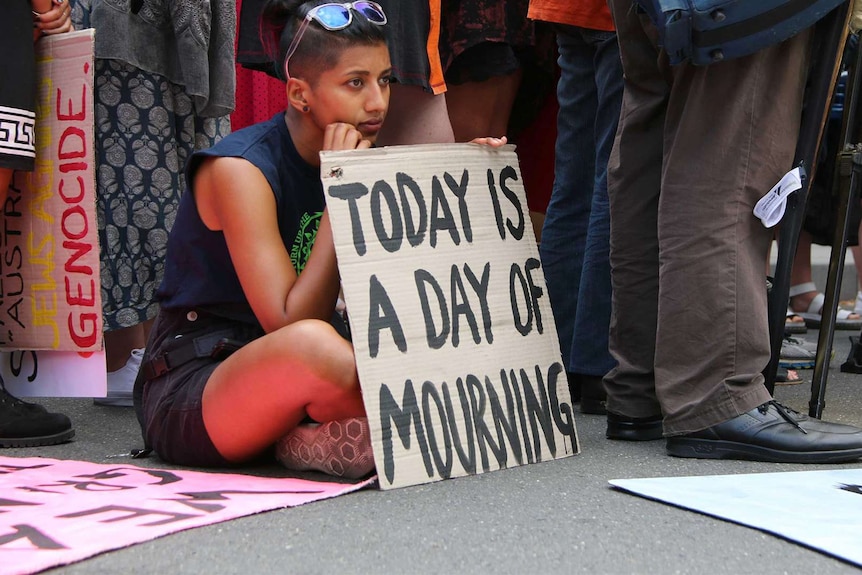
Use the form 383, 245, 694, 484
94, 59, 231, 331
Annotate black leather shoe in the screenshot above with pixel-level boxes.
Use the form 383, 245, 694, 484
666, 401, 862, 463
607, 411, 663, 441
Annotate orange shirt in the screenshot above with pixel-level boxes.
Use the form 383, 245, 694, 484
527, 0, 614, 32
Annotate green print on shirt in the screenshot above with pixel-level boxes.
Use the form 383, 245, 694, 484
291, 211, 322, 273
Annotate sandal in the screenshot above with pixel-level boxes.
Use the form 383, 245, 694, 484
789, 282, 862, 330
785, 308, 807, 334
775, 366, 803, 385
767, 276, 807, 333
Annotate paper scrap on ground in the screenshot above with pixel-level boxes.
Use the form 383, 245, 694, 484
0, 456, 375, 575
610, 468, 862, 567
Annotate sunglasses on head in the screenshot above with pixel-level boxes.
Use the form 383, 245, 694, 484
284, 1, 387, 80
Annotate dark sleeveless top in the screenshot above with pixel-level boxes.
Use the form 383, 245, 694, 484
157, 112, 325, 326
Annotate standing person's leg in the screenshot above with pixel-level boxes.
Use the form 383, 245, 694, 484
375, 0, 454, 146
0, 3, 74, 447
568, 27, 624, 414
104, 323, 151, 372
0, 171, 11, 205
445, 69, 522, 141
789, 230, 861, 328
655, 34, 811, 434
377, 84, 454, 145
604, 0, 666, 436
603, 6, 862, 462
94, 59, 230, 407
2, 165, 75, 448
437, 0, 532, 141
854, 219, 862, 313
539, 27, 598, 399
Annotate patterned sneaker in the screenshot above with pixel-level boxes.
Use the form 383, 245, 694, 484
275, 417, 375, 479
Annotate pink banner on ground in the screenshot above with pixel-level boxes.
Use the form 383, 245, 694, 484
0, 456, 376, 575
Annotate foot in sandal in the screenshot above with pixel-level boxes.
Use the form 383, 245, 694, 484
789, 282, 862, 330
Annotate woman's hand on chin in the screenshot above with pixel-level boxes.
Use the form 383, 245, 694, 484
323, 122, 373, 151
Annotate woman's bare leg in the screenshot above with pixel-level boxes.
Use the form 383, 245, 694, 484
202, 319, 365, 462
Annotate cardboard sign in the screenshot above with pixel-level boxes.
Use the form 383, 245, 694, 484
0, 349, 106, 398
322, 144, 579, 490
4, 29, 101, 352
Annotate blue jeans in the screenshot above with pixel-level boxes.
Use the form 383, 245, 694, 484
539, 25, 623, 378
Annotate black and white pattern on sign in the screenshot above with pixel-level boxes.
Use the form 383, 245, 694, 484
0, 105, 36, 158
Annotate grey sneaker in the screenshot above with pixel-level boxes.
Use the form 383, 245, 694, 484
779, 335, 817, 369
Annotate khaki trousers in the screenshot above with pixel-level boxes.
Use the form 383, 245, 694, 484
605, 0, 811, 434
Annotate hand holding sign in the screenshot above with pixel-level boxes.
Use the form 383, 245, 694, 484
468, 135, 508, 147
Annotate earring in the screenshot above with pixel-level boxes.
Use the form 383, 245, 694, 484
302, 105, 309, 112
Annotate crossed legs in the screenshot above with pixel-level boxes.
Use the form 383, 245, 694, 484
202, 319, 366, 463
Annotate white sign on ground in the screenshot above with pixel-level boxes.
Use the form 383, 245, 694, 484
322, 143, 579, 490
1, 349, 106, 398
611, 468, 862, 567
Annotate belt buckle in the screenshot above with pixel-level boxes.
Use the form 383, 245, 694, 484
148, 354, 170, 378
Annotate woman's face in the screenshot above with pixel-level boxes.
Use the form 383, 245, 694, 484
307, 42, 392, 144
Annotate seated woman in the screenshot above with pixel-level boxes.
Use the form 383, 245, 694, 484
136, 0, 504, 478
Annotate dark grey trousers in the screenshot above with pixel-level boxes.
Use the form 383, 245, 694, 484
605, 0, 812, 434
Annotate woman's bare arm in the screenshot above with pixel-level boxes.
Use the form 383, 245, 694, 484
194, 157, 341, 333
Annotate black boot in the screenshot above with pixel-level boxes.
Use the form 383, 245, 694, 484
0, 378, 74, 447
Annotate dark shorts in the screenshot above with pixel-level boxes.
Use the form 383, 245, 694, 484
377, 0, 436, 91
444, 41, 524, 85
139, 308, 263, 467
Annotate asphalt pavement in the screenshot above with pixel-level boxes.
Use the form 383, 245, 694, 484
4, 325, 862, 575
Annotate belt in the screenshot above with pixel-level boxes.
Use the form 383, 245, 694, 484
140, 327, 240, 381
